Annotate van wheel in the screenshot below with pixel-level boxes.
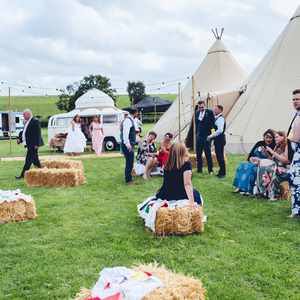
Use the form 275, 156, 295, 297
104, 137, 117, 151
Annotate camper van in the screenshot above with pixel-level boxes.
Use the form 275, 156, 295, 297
48, 108, 125, 151
48, 89, 127, 151
0, 111, 24, 139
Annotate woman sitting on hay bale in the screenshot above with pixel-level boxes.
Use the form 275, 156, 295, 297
138, 142, 205, 234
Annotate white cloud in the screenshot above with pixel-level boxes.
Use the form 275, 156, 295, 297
0, 0, 294, 95
269, 0, 299, 17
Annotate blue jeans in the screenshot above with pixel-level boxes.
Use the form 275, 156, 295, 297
121, 144, 134, 183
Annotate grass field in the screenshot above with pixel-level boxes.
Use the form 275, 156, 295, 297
1, 155, 300, 299
0, 94, 176, 121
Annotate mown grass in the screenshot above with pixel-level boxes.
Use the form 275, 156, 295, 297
0, 155, 300, 299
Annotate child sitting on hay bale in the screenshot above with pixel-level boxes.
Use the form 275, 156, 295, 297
74, 263, 206, 300
0, 189, 37, 224
138, 143, 206, 235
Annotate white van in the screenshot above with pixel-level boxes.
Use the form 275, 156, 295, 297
0, 111, 24, 139
48, 107, 125, 151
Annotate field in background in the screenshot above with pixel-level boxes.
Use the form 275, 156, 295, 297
0, 94, 176, 121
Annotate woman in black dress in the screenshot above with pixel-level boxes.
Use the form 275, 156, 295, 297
156, 142, 203, 206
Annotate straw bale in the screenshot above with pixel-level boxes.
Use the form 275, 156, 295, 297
41, 159, 84, 171
155, 206, 204, 236
25, 168, 85, 187
189, 152, 226, 169
0, 199, 37, 224
73, 263, 206, 300
135, 263, 206, 300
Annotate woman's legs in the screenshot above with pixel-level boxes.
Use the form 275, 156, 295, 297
143, 158, 157, 179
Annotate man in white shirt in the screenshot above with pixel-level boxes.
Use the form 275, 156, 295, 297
120, 108, 139, 184
207, 105, 226, 178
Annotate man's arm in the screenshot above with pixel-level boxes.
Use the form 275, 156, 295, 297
122, 118, 131, 148
209, 117, 225, 139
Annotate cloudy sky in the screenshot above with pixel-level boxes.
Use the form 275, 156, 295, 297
0, 0, 299, 95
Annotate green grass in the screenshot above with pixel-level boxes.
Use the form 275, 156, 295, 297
0, 96, 61, 120
0, 94, 176, 121
1, 156, 300, 299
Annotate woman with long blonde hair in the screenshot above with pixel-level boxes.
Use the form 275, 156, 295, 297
156, 142, 203, 206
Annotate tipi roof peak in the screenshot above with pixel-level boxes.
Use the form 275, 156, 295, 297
291, 5, 300, 21
211, 27, 224, 40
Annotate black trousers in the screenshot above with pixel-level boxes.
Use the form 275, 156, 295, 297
214, 138, 226, 176
196, 137, 213, 173
121, 143, 134, 183
21, 146, 41, 177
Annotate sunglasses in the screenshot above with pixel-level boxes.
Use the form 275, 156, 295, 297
293, 98, 300, 101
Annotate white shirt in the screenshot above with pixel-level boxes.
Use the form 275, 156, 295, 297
198, 110, 205, 121
122, 115, 137, 146
22, 117, 32, 146
211, 114, 225, 138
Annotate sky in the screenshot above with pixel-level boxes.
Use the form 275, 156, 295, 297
0, 0, 299, 95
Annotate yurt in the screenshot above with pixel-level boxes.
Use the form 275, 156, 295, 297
152, 29, 247, 142
226, 6, 300, 153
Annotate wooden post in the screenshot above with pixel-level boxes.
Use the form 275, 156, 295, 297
178, 82, 181, 141
8, 87, 12, 154
192, 76, 196, 152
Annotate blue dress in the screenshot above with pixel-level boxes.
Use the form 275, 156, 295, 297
233, 146, 269, 193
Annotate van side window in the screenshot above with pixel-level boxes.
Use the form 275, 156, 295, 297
16, 117, 20, 123
103, 115, 117, 123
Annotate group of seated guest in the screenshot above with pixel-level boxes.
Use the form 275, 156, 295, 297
135, 132, 174, 179
233, 129, 290, 200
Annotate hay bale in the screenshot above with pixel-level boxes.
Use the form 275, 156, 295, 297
135, 263, 206, 300
73, 264, 206, 300
155, 206, 204, 236
189, 152, 226, 169
279, 181, 291, 200
0, 198, 37, 224
25, 168, 85, 188
41, 159, 84, 171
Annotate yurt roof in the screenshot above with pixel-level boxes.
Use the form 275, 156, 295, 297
226, 5, 300, 153
75, 88, 114, 109
152, 29, 247, 142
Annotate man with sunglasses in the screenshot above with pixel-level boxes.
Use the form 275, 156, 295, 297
287, 89, 300, 218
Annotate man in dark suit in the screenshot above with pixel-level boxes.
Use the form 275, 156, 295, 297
16, 109, 44, 179
195, 100, 215, 174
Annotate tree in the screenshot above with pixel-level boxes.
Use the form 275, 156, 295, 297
127, 81, 146, 105
56, 75, 117, 112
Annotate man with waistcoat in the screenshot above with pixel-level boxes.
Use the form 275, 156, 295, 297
120, 108, 138, 184
207, 105, 226, 178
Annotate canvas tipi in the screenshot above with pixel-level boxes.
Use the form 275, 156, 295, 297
152, 29, 247, 142
226, 6, 300, 153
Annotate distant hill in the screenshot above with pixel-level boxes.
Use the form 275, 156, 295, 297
0, 94, 176, 120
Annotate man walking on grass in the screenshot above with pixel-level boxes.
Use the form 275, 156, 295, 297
16, 109, 44, 179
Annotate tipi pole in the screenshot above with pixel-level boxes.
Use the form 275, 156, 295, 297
192, 76, 196, 152
178, 82, 181, 142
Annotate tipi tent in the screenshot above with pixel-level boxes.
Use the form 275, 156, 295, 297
152, 29, 247, 142
226, 6, 300, 153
